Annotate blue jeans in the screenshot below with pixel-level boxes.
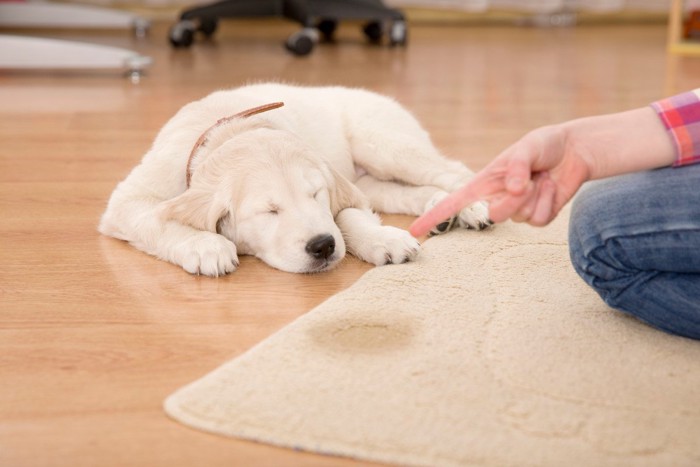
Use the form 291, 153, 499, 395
568, 163, 700, 340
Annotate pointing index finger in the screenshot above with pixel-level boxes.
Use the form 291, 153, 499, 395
409, 168, 507, 238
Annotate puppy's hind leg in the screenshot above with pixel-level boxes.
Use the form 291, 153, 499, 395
353, 131, 473, 191
347, 110, 491, 230
354, 174, 444, 216
345, 98, 472, 190
353, 139, 492, 232
354, 174, 488, 236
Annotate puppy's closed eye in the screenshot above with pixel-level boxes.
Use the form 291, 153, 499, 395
313, 189, 330, 205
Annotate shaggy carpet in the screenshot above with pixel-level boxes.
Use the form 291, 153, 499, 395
165, 209, 700, 466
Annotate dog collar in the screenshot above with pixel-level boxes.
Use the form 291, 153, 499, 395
185, 101, 284, 188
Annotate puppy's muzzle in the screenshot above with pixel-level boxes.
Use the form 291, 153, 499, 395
306, 234, 336, 260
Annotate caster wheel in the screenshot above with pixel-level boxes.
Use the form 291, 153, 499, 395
133, 17, 151, 39
363, 21, 383, 44
285, 28, 318, 56
124, 55, 153, 84
389, 20, 408, 46
169, 20, 196, 48
317, 19, 337, 42
199, 18, 218, 37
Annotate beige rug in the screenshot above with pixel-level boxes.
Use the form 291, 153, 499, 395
164, 209, 700, 467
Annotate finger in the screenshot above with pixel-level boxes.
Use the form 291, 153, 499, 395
528, 179, 557, 226
485, 181, 536, 223
409, 168, 506, 237
504, 147, 535, 195
409, 185, 481, 237
511, 172, 550, 223
511, 192, 537, 223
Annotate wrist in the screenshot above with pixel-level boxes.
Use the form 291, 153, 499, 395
560, 107, 675, 180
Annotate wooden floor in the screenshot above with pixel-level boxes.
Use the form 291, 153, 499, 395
2, 18, 699, 467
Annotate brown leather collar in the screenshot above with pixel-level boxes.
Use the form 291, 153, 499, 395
185, 102, 284, 187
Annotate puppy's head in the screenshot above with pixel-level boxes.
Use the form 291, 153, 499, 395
161, 126, 366, 273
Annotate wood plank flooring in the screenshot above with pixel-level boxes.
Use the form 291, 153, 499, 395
1, 18, 699, 467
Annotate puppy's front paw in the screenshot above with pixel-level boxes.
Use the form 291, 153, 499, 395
360, 226, 421, 266
423, 192, 458, 236
424, 192, 492, 235
457, 200, 492, 231
176, 232, 239, 277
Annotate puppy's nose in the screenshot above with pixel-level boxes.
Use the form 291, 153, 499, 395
305, 234, 335, 260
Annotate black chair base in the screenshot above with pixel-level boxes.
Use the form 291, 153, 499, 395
168, 0, 407, 55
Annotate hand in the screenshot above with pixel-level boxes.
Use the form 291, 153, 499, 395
483, 123, 591, 226
410, 106, 675, 237
410, 123, 591, 236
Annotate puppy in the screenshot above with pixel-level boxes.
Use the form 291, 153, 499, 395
99, 83, 490, 276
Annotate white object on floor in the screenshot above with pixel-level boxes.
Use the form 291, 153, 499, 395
0, 2, 150, 36
0, 35, 152, 79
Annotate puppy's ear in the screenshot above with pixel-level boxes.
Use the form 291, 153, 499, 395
159, 188, 229, 233
187, 102, 284, 188
327, 167, 370, 216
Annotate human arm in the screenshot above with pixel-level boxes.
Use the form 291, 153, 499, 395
410, 90, 700, 236
488, 105, 676, 225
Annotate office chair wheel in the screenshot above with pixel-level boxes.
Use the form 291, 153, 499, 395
199, 18, 218, 37
317, 19, 337, 42
363, 21, 383, 43
169, 20, 196, 47
285, 28, 318, 56
389, 20, 408, 46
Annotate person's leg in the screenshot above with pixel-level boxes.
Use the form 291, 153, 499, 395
568, 164, 700, 340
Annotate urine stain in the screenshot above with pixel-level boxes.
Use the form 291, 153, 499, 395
308, 316, 414, 354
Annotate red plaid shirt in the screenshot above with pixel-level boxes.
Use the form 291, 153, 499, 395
651, 89, 700, 167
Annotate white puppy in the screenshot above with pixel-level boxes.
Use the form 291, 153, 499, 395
99, 83, 490, 276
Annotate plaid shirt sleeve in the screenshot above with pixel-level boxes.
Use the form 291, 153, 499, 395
650, 89, 700, 167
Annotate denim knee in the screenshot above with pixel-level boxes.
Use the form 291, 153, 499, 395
568, 181, 700, 339
567, 188, 640, 308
